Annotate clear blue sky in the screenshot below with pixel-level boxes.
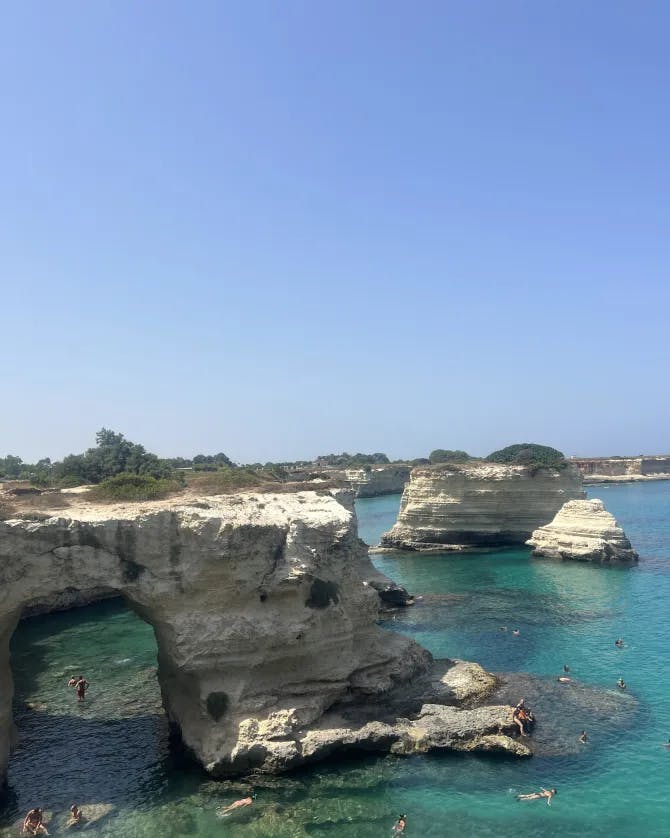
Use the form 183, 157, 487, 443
2, 1, 669, 463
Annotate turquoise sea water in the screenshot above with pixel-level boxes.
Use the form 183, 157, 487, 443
2, 482, 670, 836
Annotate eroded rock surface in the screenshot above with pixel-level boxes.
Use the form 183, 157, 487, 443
0, 491, 524, 788
527, 499, 638, 562
381, 462, 584, 550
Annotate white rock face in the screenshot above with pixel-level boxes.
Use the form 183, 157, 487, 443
0, 490, 432, 784
527, 499, 639, 562
341, 466, 411, 498
381, 462, 584, 550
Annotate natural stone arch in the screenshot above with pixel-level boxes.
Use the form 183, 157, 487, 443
0, 491, 430, 789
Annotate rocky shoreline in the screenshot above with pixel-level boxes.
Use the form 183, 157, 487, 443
0, 489, 531, 789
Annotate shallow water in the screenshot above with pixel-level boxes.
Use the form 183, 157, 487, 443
2, 482, 670, 836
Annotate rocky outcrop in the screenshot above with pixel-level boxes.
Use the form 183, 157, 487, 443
381, 462, 584, 550
573, 456, 670, 483
0, 490, 525, 789
527, 499, 638, 562
341, 466, 410, 498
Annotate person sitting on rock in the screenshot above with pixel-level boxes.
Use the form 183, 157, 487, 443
67, 805, 83, 827
557, 676, 572, 683
220, 794, 255, 815
516, 788, 557, 806
392, 813, 407, 833
22, 808, 49, 835
617, 677, 627, 690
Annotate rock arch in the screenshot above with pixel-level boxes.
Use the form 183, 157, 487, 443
0, 491, 430, 789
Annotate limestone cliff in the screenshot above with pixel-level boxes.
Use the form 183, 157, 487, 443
0, 489, 526, 788
380, 462, 584, 550
340, 466, 410, 498
527, 499, 638, 562
573, 456, 670, 483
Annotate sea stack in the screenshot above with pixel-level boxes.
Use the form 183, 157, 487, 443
380, 461, 584, 550
527, 498, 639, 562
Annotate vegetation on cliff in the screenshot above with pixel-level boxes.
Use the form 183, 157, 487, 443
88, 473, 184, 502
429, 449, 471, 463
315, 452, 391, 466
486, 443, 566, 470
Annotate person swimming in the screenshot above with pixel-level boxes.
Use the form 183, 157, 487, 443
579, 730, 588, 743
664, 739, 670, 749
220, 794, 256, 815
615, 638, 624, 647
617, 677, 627, 690
512, 629, 521, 636
392, 813, 407, 833
22, 808, 49, 835
516, 788, 557, 806
563, 664, 570, 673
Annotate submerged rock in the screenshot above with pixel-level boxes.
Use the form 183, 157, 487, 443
491, 672, 637, 756
527, 499, 639, 563
381, 462, 584, 550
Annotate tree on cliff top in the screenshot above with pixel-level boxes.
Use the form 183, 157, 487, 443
429, 449, 471, 464
316, 452, 390, 467
486, 443, 566, 469
53, 428, 173, 484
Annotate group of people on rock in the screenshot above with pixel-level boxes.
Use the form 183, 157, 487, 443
22, 804, 82, 835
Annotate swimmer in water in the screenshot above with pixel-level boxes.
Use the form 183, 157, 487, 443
499, 626, 507, 632
563, 664, 570, 673
220, 794, 255, 815
516, 788, 557, 806
615, 638, 624, 647
617, 677, 627, 690
512, 629, 520, 636
392, 813, 407, 833
664, 739, 670, 749
68, 675, 89, 701
579, 730, 588, 744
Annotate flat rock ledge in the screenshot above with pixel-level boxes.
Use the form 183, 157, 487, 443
527, 498, 638, 563
215, 659, 530, 775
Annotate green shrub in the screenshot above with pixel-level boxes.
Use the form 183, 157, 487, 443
486, 443, 566, 470
187, 467, 267, 494
89, 473, 182, 502
428, 449, 471, 464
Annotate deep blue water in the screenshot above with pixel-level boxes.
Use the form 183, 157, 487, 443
2, 482, 670, 836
